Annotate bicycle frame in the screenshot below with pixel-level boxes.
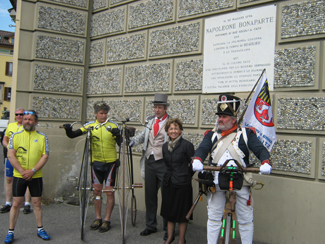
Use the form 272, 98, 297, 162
186, 160, 263, 244
112, 117, 143, 244
79, 126, 93, 241
64, 117, 143, 243
62, 119, 111, 240
204, 160, 263, 244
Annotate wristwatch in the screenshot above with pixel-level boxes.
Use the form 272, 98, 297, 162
32, 168, 37, 174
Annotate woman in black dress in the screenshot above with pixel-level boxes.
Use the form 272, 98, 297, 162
161, 118, 195, 244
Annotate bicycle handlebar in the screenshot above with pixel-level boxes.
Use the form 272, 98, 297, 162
59, 121, 80, 129
59, 118, 111, 130
203, 159, 260, 173
203, 166, 260, 173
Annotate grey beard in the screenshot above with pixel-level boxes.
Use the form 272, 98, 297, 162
24, 125, 35, 132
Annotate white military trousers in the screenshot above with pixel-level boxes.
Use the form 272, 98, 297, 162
207, 185, 254, 244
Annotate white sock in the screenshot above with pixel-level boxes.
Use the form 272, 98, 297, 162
5, 202, 11, 206
25, 202, 31, 206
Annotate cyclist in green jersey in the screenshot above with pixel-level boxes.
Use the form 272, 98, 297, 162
63, 102, 121, 233
4, 110, 50, 244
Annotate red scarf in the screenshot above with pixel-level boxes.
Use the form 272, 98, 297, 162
221, 124, 237, 137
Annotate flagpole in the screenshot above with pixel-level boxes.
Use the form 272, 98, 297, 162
237, 68, 266, 125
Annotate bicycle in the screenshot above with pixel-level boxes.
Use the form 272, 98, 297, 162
60, 119, 110, 240
62, 117, 143, 243
187, 159, 263, 244
101, 117, 143, 244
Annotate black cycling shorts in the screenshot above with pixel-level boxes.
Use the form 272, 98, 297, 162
12, 177, 43, 197
92, 161, 117, 187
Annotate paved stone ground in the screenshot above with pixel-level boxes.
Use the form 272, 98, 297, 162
0, 154, 207, 244
0, 148, 268, 244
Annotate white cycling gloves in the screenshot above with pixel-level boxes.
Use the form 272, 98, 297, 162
259, 163, 272, 175
192, 159, 203, 171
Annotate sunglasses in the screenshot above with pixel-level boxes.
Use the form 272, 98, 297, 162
23, 111, 38, 119
24, 111, 35, 115
15, 113, 24, 116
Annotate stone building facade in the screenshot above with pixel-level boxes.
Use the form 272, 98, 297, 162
10, 0, 325, 243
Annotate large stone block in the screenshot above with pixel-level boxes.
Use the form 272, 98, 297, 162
89, 40, 105, 65
32, 62, 83, 94
90, 6, 126, 37
16, 61, 88, 94
92, 0, 108, 11
274, 42, 320, 90
106, 31, 147, 64
148, 20, 202, 59
124, 60, 172, 94
34, 32, 85, 64
128, 0, 175, 31
275, 93, 325, 133
278, 0, 325, 42
36, 3, 88, 36
270, 135, 316, 178
30, 94, 82, 120
87, 66, 123, 95
174, 56, 203, 93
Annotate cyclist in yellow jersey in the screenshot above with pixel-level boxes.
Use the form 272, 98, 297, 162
63, 102, 121, 233
1, 108, 32, 214
4, 110, 50, 244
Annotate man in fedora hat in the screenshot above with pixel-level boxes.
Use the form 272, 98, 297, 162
130, 93, 170, 239
192, 94, 272, 244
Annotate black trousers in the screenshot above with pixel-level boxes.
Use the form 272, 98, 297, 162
144, 155, 167, 231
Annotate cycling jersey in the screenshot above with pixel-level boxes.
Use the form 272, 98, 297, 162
9, 130, 49, 178
80, 120, 119, 163
5, 122, 23, 148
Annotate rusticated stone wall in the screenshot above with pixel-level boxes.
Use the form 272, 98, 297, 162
14, 0, 325, 243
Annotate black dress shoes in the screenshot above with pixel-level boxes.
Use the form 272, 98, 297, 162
140, 228, 157, 236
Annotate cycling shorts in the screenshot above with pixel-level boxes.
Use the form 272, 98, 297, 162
12, 177, 43, 197
92, 161, 117, 187
5, 158, 13, 177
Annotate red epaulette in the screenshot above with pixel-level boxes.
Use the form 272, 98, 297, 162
246, 127, 256, 134
204, 130, 212, 136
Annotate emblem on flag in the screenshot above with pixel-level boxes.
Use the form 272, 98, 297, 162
254, 80, 274, 127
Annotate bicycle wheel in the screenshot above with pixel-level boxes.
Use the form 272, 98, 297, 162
130, 194, 137, 226
79, 138, 92, 240
116, 133, 131, 244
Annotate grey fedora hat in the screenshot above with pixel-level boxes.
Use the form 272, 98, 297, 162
152, 93, 169, 105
